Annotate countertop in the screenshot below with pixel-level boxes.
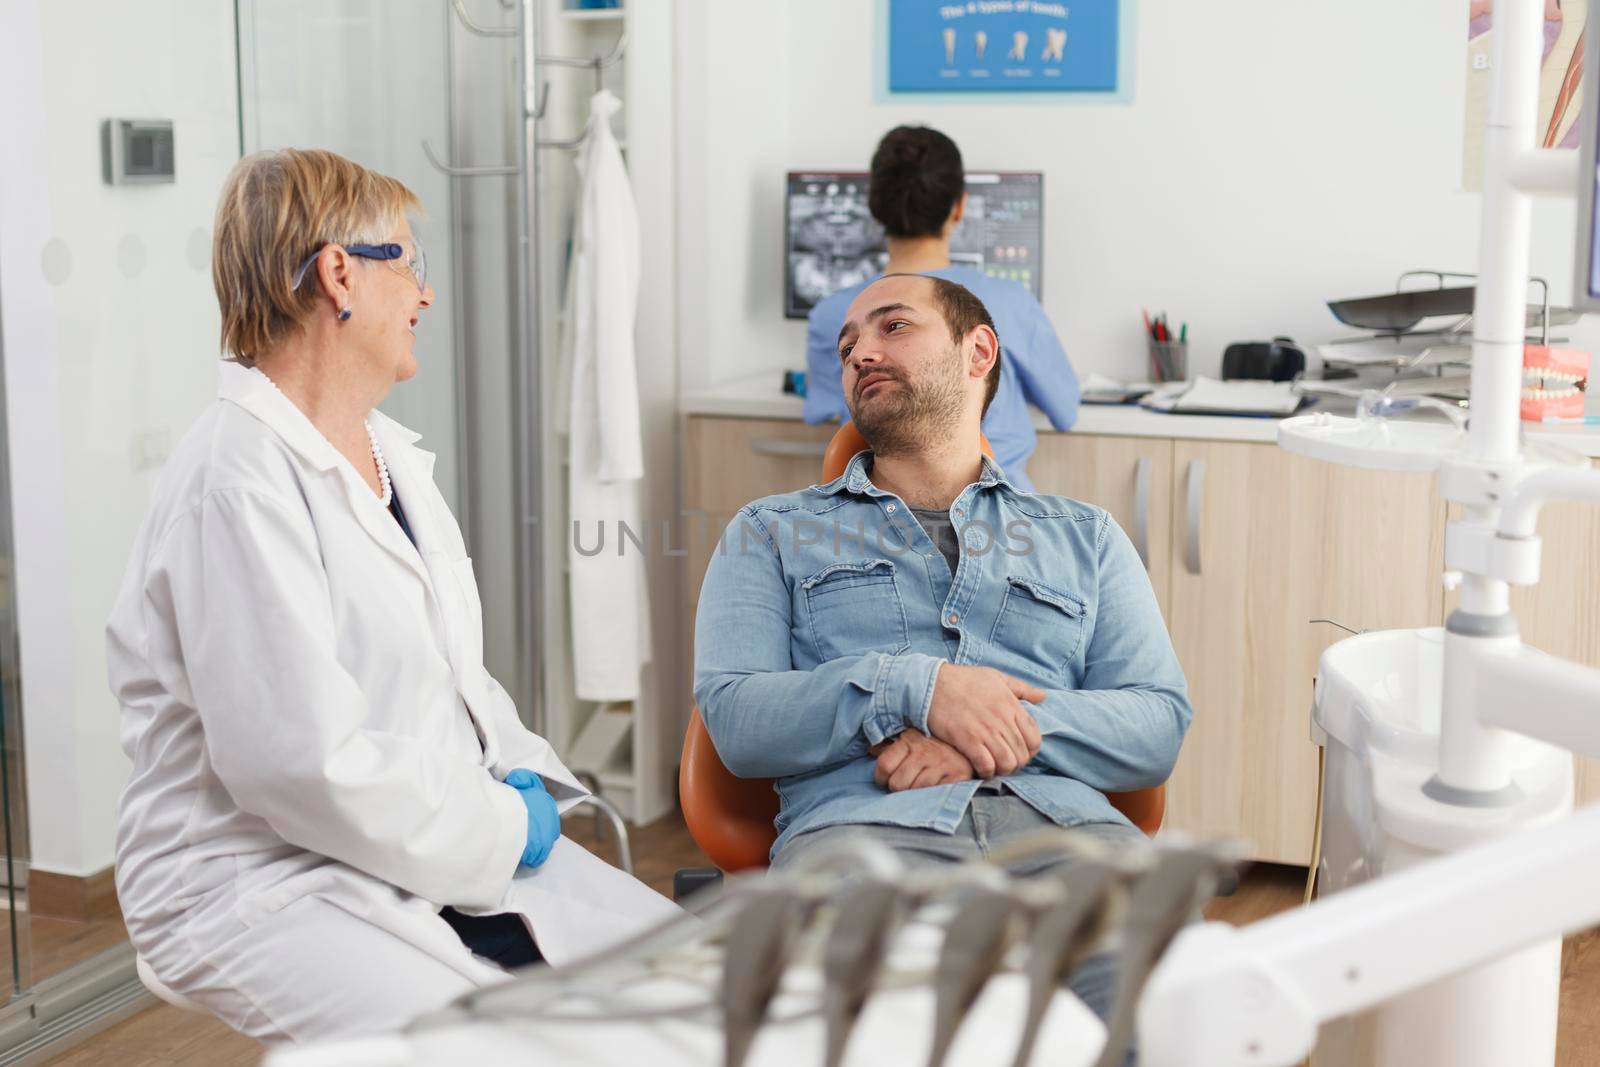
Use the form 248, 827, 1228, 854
680, 374, 1600, 457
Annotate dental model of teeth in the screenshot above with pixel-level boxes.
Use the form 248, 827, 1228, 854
1520, 344, 1591, 421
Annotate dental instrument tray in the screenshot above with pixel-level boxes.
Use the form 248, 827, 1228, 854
1316, 340, 1472, 373
1326, 269, 1577, 335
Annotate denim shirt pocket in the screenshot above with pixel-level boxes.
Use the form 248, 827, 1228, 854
802, 558, 910, 661
988, 575, 1087, 678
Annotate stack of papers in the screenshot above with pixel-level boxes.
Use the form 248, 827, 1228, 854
1080, 373, 1155, 404
1141, 377, 1306, 417
1316, 340, 1472, 370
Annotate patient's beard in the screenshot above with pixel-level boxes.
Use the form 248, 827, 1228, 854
849, 350, 966, 459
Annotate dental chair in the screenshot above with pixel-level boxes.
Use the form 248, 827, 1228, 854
676, 423, 1167, 895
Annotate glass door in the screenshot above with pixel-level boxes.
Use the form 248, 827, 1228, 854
235, 0, 537, 738
236, 0, 468, 516
0, 260, 29, 1007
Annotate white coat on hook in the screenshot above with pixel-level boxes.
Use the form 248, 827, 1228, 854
561, 88, 651, 703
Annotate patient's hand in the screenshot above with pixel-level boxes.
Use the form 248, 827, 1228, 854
870, 730, 976, 791
925, 664, 1045, 778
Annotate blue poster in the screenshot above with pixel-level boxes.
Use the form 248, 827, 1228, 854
888, 0, 1118, 93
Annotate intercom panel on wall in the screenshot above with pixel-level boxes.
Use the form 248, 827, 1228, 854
101, 119, 175, 185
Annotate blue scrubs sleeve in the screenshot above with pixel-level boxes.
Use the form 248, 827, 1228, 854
804, 303, 849, 425
1012, 305, 1081, 431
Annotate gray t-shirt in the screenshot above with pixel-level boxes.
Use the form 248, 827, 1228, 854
910, 507, 962, 577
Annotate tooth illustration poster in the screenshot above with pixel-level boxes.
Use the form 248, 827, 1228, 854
888, 0, 1119, 93
1462, 0, 1587, 191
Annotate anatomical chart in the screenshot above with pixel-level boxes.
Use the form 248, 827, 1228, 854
1463, 0, 1587, 189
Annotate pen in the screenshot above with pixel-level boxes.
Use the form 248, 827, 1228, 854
1142, 309, 1153, 338
1179, 322, 1187, 343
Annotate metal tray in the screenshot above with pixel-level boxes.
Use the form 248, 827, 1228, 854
1327, 287, 1477, 331
1327, 288, 1579, 333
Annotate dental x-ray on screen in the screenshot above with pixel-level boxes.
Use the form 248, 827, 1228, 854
784, 170, 1045, 318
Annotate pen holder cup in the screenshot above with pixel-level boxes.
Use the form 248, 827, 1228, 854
1148, 340, 1188, 383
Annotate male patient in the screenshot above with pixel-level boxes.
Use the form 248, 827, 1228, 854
693, 273, 1192, 1025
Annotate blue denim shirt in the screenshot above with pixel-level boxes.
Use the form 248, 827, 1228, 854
693, 452, 1192, 859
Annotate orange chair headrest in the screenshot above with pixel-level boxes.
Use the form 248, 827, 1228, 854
821, 422, 994, 483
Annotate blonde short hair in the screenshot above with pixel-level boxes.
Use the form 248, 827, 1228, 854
212, 149, 419, 363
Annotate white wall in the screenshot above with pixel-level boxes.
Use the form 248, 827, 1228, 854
0, 0, 239, 876
677, 0, 1600, 394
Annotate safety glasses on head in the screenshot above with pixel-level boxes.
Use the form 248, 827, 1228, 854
292, 240, 428, 295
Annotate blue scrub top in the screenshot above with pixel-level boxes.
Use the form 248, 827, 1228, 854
803, 266, 1080, 492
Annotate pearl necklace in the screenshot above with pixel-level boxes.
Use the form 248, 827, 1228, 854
250, 365, 392, 506
366, 419, 393, 507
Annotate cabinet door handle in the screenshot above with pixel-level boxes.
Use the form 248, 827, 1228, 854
1184, 459, 1206, 575
1133, 457, 1151, 568
749, 438, 829, 458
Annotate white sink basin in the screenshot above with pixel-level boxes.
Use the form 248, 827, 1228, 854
1316, 627, 1444, 764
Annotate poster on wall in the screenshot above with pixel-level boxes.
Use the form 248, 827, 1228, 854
888, 0, 1118, 94
1463, 0, 1586, 190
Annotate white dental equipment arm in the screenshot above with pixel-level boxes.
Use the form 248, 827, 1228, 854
1498, 465, 1600, 537
1139, 801, 1600, 1067
1437, 458, 1600, 768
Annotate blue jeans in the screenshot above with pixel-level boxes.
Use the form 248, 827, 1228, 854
771, 791, 1145, 1063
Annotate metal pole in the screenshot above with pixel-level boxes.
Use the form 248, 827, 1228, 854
514, 0, 545, 735
1438, 0, 1544, 793
444, 0, 476, 544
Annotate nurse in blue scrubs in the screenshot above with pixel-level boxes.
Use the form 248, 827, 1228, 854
804, 126, 1080, 491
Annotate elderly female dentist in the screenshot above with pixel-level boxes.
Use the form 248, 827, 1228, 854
106, 149, 676, 1042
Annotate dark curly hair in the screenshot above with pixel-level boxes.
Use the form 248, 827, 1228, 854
868, 126, 965, 239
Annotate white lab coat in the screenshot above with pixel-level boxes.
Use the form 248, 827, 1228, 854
562, 88, 651, 702
107, 362, 678, 1042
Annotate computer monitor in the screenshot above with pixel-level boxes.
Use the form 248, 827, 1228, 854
1575, 11, 1600, 312
784, 170, 1045, 318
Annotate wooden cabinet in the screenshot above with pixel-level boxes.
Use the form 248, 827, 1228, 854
1161, 442, 1446, 864
1029, 434, 1174, 618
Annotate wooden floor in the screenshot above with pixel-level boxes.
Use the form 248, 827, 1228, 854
40, 815, 1600, 1066
23, 912, 131, 988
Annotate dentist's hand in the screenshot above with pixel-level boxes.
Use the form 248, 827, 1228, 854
505, 768, 561, 868
924, 664, 1045, 778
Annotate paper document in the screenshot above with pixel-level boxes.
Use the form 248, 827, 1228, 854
1081, 373, 1154, 404
1142, 377, 1305, 416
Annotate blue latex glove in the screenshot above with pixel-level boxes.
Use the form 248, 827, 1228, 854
505, 768, 561, 868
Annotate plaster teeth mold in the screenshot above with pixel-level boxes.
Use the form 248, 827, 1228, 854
1521, 345, 1591, 421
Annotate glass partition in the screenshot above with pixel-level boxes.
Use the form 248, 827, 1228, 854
236, 0, 467, 514
0, 258, 29, 1006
